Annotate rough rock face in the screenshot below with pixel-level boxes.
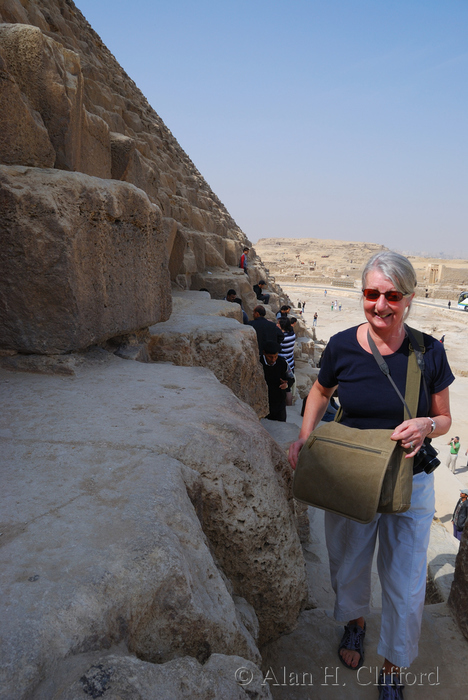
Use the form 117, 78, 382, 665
147, 292, 269, 417
0, 1, 257, 290
0, 165, 170, 353
0, 22, 111, 175
32, 651, 273, 700
449, 531, 468, 640
1, 354, 307, 699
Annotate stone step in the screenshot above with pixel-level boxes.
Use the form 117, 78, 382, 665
261, 603, 464, 700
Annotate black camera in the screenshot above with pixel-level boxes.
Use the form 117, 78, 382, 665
413, 439, 440, 474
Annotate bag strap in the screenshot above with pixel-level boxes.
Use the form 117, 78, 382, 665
366, 327, 423, 420
405, 325, 431, 414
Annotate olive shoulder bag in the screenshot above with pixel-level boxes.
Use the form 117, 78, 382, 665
292, 326, 426, 524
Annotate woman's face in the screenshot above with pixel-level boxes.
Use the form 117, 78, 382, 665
363, 269, 413, 336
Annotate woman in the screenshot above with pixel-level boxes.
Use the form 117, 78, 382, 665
288, 251, 453, 700
277, 316, 296, 373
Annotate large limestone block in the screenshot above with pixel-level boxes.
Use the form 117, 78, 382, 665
33, 650, 273, 700
1, 355, 306, 697
0, 47, 56, 167
110, 130, 136, 180
79, 108, 112, 179
0, 23, 84, 170
294, 361, 319, 399
0, 23, 111, 177
190, 269, 259, 318
0, 165, 171, 353
147, 293, 269, 417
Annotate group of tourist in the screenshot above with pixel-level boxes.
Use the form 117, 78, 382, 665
225, 278, 299, 423
249, 302, 298, 421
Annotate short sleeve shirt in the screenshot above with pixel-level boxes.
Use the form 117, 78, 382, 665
317, 325, 454, 430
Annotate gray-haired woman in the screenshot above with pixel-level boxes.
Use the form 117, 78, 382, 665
289, 251, 454, 700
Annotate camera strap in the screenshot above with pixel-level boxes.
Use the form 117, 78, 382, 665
366, 327, 424, 421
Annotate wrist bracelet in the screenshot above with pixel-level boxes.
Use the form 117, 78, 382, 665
428, 418, 436, 434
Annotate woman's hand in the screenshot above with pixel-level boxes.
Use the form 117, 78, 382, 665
288, 438, 306, 470
391, 417, 433, 458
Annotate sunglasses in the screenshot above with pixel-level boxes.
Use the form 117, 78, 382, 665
362, 289, 404, 302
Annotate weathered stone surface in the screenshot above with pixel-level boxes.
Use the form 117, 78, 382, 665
32, 650, 273, 700
0, 45, 56, 167
190, 269, 260, 317
147, 292, 269, 417
449, 530, 468, 640
0, 165, 171, 353
0, 1, 258, 290
0, 22, 112, 176
0, 354, 306, 698
294, 362, 319, 400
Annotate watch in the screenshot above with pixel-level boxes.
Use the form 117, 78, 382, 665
428, 418, 436, 434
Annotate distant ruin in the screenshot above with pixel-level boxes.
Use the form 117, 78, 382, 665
256, 237, 468, 300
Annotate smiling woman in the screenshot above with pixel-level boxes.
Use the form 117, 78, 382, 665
289, 250, 454, 700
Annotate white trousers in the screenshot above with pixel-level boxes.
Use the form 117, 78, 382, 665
446, 453, 458, 473
324, 471, 435, 668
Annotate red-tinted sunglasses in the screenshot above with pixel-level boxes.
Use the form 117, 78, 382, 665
362, 288, 404, 302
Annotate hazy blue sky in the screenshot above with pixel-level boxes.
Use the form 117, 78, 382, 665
77, 0, 467, 257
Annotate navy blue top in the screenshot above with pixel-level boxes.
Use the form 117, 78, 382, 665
318, 325, 454, 430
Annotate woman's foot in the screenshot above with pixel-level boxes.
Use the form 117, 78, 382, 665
338, 616, 366, 669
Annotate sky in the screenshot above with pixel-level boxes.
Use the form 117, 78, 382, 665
76, 0, 468, 258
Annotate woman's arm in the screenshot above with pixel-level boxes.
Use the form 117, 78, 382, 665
288, 380, 337, 469
390, 387, 452, 458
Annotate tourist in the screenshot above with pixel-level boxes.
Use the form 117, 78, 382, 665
261, 341, 294, 422
446, 437, 460, 473
224, 289, 248, 324
277, 317, 296, 373
448, 300, 451, 310
452, 489, 468, 542
288, 251, 453, 699
313, 312, 318, 327
239, 247, 249, 273
249, 305, 283, 356
276, 305, 291, 320
253, 280, 270, 304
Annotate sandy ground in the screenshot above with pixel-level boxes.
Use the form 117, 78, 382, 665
282, 282, 468, 528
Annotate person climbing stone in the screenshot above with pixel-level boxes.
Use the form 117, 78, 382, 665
261, 341, 294, 422
225, 289, 248, 324
276, 305, 291, 320
249, 305, 283, 356
239, 247, 249, 273
253, 280, 270, 304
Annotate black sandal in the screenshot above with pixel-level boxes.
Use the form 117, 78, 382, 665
338, 621, 366, 670
378, 670, 404, 699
